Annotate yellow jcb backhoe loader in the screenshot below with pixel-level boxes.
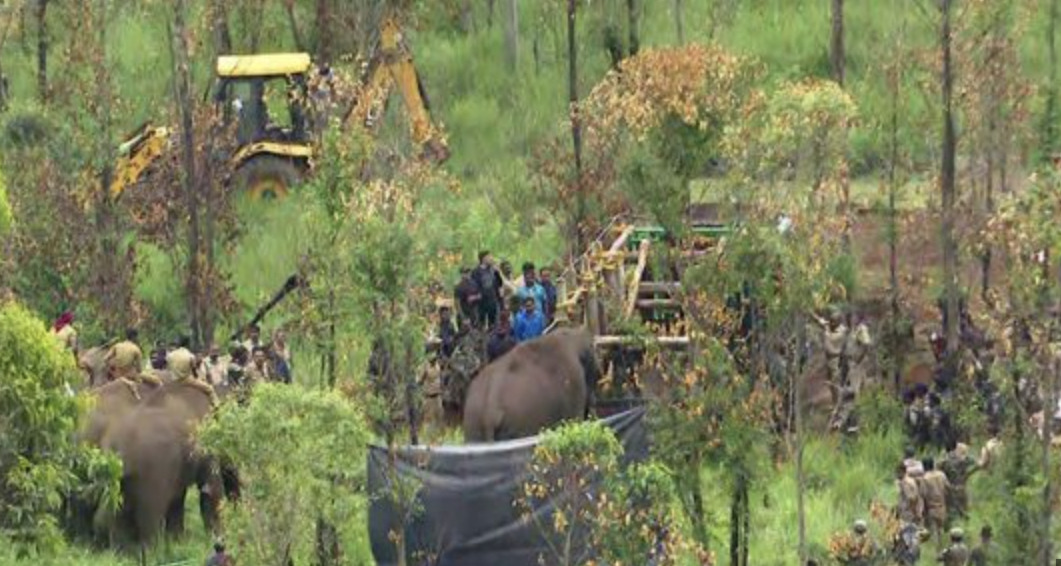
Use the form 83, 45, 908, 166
109, 17, 448, 201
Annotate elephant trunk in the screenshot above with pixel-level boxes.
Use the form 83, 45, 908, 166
579, 346, 601, 418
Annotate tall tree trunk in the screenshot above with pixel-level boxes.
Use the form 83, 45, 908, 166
567, 0, 585, 255
1044, 0, 1059, 157
673, 0, 685, 45
940, 0, 960, 357
315, 0, 332, 65
212, 0, 233, 54
172, 0, 204, 347
284, 0, 305, 52
1042, 350, 1056, 566
794, 319, 808, 563
830, 0, 851, 250
91, 2, 127, 335
487, 0, 496, 28
459, 0, 474, 34
35, 0, 48, 103
982, 129, 995, 302
627, 0, 640, 57
888, 34, 904, 393
830, 0, 845, 86
503, 0, 519, 71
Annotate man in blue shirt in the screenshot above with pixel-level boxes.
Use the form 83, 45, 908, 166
516, 262, 547, 315
513, 297, 546, 342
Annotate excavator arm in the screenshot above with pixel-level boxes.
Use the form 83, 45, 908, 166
109, 123, 171, 199
345, 18, 450, 163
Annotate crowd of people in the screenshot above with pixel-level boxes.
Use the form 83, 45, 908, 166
442, 251, 559, 364
827, 301, 1059, 565
51, 312, 293, 399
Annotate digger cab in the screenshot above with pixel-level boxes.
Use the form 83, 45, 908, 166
214, 53, 315, 199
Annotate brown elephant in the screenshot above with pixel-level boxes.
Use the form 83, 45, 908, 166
80, 380, 161, 447
100, 380, 221, 550
462, 328, 599, 442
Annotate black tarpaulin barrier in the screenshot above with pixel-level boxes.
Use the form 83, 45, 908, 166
367, 407, 648, 566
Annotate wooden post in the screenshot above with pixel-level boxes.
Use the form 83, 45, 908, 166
624, 239, 651, 319
586, 286, 601, 336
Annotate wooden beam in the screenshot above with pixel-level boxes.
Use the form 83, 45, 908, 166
638, 282, 681, 295
608, 225, 636, 254
594, 335, 690, 349
624, 239, 651, 319
635, 299, 681, 310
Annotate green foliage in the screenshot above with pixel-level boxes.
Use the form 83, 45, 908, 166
0, 168, 11, 237
0, 302, 120, 555
853, 387, 904, 436
619, 134, 688, 234
520, 420, 623, 566
198, 384, 373, 566
597, 461, 683, 566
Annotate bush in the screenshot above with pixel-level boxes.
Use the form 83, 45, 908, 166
598, 461, 684, 566
0, 302, 119, 555
197, 384, 373, 566
0, 168, 10, 237
520, 420, 623, 566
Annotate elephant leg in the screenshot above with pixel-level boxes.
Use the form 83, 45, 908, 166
164, 493, 186, 538
198, 476, 223, 534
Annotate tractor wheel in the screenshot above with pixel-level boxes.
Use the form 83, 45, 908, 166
233, 155, 303, 200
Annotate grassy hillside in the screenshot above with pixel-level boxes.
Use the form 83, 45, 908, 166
1, 0, 1051, 334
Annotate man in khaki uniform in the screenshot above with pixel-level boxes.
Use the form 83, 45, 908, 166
167, 336, 218, 406
846, 317, 874, 394
818, 309, 849, 388
52, 311, 78, 358
938, 528, 970, 566
895, 464, 923, 525
978, 426, 1003, 471
919, 458, 950, 547
106, 329, 162, 396
941, 441, 975, 522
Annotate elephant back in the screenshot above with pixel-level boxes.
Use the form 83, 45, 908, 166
81, 380, 160, 446
142, 380, 215, 423
464, 328, 596, 441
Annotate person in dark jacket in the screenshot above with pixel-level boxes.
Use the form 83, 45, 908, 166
486, 309, 517, 362
472, 251, 502, 328
454, 267, 481, 328
438, 304, 458, 358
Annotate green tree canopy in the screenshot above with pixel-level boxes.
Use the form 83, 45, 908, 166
0, 301, 119, 554
198, 384, 373, 566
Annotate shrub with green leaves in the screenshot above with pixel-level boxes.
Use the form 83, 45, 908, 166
597, 461, 683, 566
0, 302, 120, 555
0, 169, 11, 237
198, 384, 372, 566
520, 420, 623, 566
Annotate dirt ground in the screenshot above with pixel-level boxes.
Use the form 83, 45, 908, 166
850, 206, 1005, 324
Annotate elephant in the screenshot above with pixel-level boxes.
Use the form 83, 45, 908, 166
99, 380, 221, 550
462, 328, 599, 442
81, 380, 162, 447
65, 379, 162, 544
